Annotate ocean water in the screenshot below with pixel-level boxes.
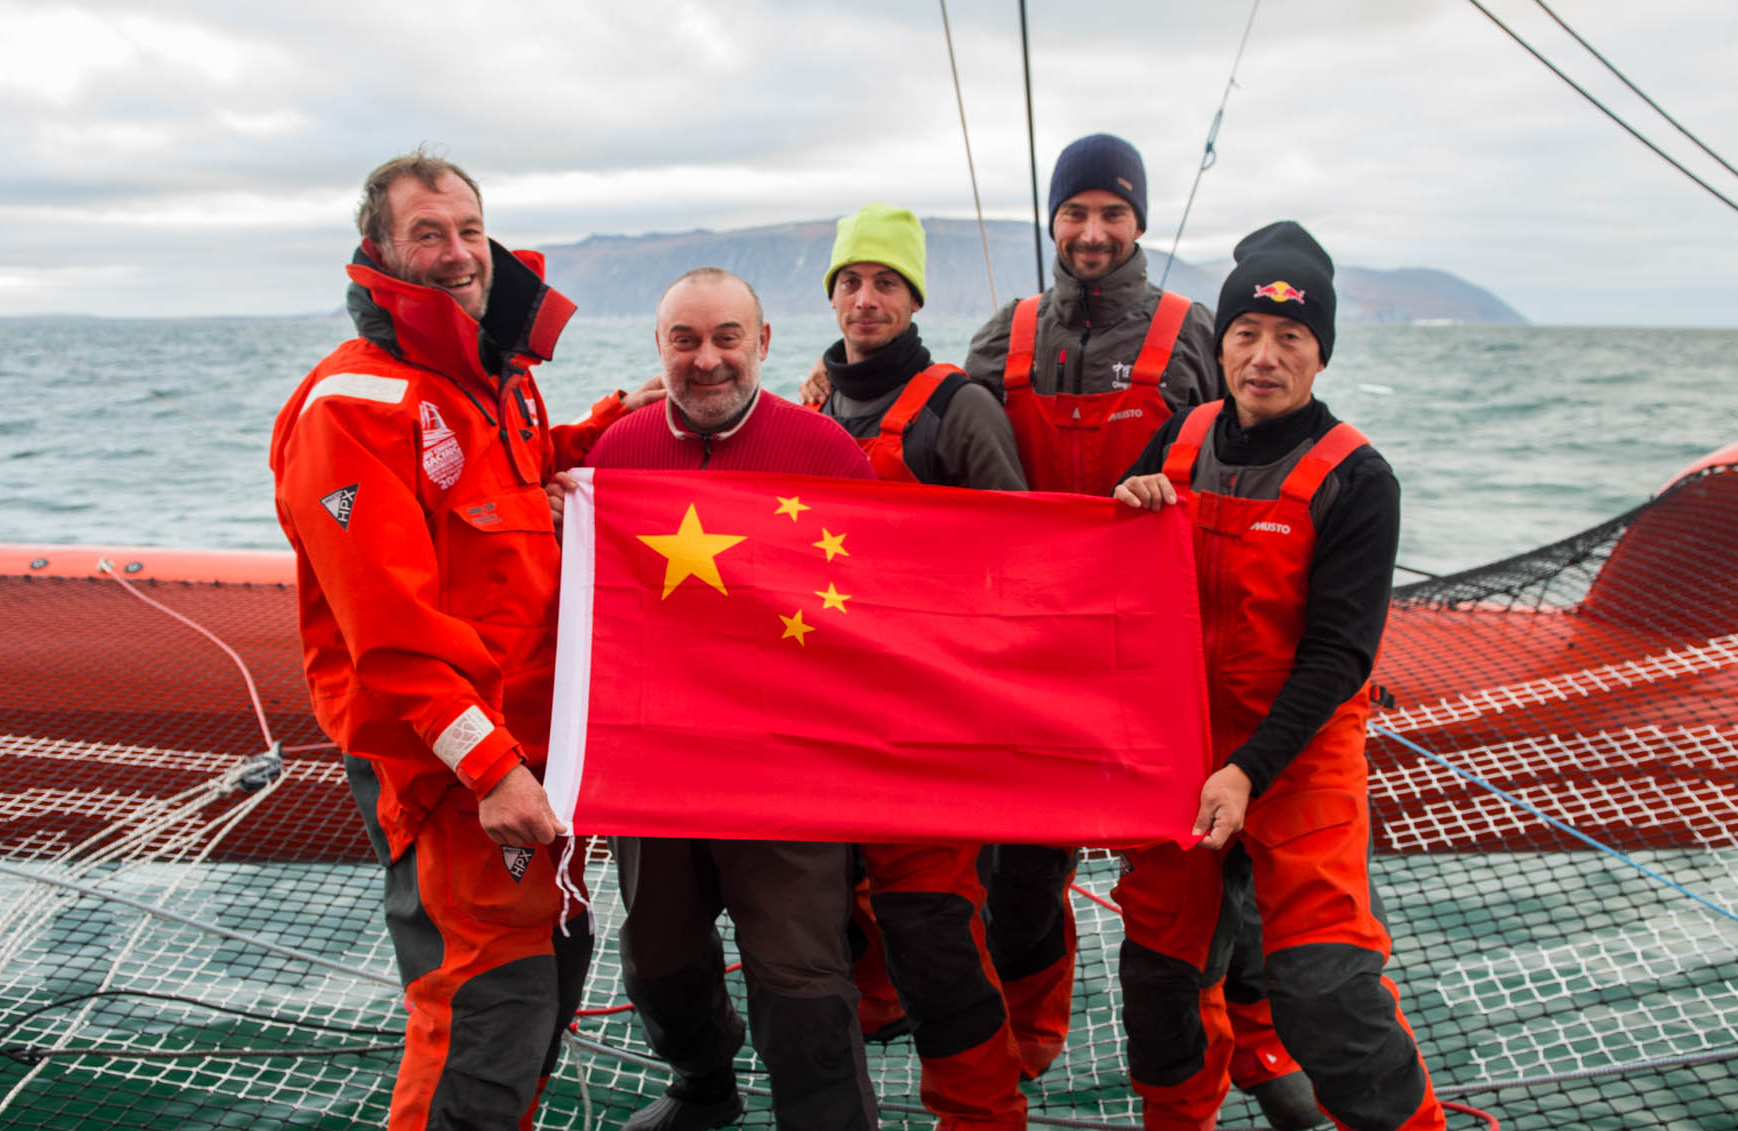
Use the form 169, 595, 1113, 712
1, 314, 1732, 577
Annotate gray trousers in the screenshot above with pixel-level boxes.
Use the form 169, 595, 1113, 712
613, 836, 876, 1131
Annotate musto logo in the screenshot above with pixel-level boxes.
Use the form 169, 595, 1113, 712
1107, 408, 1144, 422
1248, 521, 1291, 534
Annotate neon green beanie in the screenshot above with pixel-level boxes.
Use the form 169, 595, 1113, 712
825, 203, 926, 306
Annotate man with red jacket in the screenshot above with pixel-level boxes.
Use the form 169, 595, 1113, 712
270, 149, 644, 1130
1113, 221, 1447, 1131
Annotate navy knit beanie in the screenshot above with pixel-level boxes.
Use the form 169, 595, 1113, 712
1047, 133, 1147, 235
1213, 221, 1337, 363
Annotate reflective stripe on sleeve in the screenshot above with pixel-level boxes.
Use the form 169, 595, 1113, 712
300, 372, 410, 415
433, 705, 495, 772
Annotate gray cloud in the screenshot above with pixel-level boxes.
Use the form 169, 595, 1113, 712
1, 0, 1734, 323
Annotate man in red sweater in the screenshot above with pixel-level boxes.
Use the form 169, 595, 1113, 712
579, 268, 879, 1131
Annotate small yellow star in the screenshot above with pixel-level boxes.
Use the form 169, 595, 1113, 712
779, 609, 815, 645
813, 528, 850, 562
774, 495, 811, 521
815, 583, 851, 612
636, 504, 746, 599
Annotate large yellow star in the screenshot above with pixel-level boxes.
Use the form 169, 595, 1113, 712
779, 609, 815, 645
815, 583, 851, 612
813, 528, 850, 562
774, 495, 811, 522
637, 504, 746, 599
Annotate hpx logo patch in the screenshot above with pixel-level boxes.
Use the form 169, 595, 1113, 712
1249, 520, 1292, 534
419, 402, 464, 489
501, 845, 535, 883
320, 485, 358, 530
1110, 361, 1133, 390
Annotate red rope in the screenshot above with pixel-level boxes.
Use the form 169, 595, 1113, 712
1443, 1100, 1501, 1129
572, 961, 746, 1019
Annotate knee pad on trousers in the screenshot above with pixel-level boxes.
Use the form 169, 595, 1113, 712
425, 953, 558, 1128
1266, 944, 1426, 1131
1119, 938, 1208, 1088
872, 890, 1006, 1059
746, 991, 873, 1131
984, 846, 1076, 979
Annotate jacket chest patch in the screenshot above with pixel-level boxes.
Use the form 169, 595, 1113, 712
1110, 361, 1133, 390
419, 402, 465, 489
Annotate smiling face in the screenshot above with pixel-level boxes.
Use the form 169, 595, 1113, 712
1052, 189, 1142, 281
830, 262, 919, 363
1219, 311, 1326, 429
376, 171, 492, 319
655, 274, 770, 431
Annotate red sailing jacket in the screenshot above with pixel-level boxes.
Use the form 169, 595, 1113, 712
1160, 402, 1376, 771
1002, 289, 1191, 496
270, 244, 620, 857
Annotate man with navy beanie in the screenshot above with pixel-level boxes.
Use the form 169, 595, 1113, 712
953, 132, 1225, 1087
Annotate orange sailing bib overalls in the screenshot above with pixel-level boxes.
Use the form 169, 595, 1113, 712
1112, 402, 1446, 1131
1001, 289, 1190, 496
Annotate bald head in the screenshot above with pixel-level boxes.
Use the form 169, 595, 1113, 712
654, 268, 771, 432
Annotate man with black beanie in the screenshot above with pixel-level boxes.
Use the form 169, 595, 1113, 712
1112, 220, 1449, 1131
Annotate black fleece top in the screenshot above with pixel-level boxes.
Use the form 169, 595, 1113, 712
1121, 397, 1400, 795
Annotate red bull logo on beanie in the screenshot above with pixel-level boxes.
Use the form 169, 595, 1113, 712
1253, 280, 1306, 304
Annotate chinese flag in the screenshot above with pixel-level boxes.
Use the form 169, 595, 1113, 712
545, 469, 1209, 846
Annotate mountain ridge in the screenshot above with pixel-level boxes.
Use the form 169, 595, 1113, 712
539, 217, 1527, 325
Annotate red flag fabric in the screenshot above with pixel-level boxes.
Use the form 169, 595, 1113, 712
545, 469, 1210, 846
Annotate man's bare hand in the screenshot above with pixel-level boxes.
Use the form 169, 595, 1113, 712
545, 470, 581, 540
1114, 473, 1178, 511
479, 762, 567, 846
798, 356, 831, 405
622, 375, 667, 412
1192, 764, 1251, 850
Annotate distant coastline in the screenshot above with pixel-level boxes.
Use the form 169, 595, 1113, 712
538, 217, 1529, 326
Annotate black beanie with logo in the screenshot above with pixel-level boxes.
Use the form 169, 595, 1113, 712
1213, 220, 1337, 363
1047, 133, 1147, 235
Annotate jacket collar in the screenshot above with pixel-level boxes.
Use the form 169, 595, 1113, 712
344, 240, 576, 392
1050, 245, 1150, 328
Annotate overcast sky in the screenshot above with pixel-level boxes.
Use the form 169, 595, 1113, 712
2, 0, 1734, 325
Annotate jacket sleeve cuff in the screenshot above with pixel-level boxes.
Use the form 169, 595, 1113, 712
429, 704, 520, 792
460, 740, 524, 796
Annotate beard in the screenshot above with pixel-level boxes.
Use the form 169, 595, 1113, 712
670, 363, 757, 431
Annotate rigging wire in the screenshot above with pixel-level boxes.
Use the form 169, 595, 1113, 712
1158, 0, 1263, 294
1370, 722, 1738, 926
97, 556, 278, 752
1528, 0, 1738, 182
1016, 0, 1044, 293
1464, 0, 1738, 215
938, 0, 998, 311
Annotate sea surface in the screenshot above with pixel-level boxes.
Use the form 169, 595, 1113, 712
1, 314, 1732, 577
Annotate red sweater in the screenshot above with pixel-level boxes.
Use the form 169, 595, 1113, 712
586, 389, 875, 478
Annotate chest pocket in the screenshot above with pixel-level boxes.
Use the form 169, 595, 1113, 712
437, 485, 560, 633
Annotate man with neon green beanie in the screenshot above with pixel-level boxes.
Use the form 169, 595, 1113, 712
816, 203, 1024, 490
815, 202, 1030, 1130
